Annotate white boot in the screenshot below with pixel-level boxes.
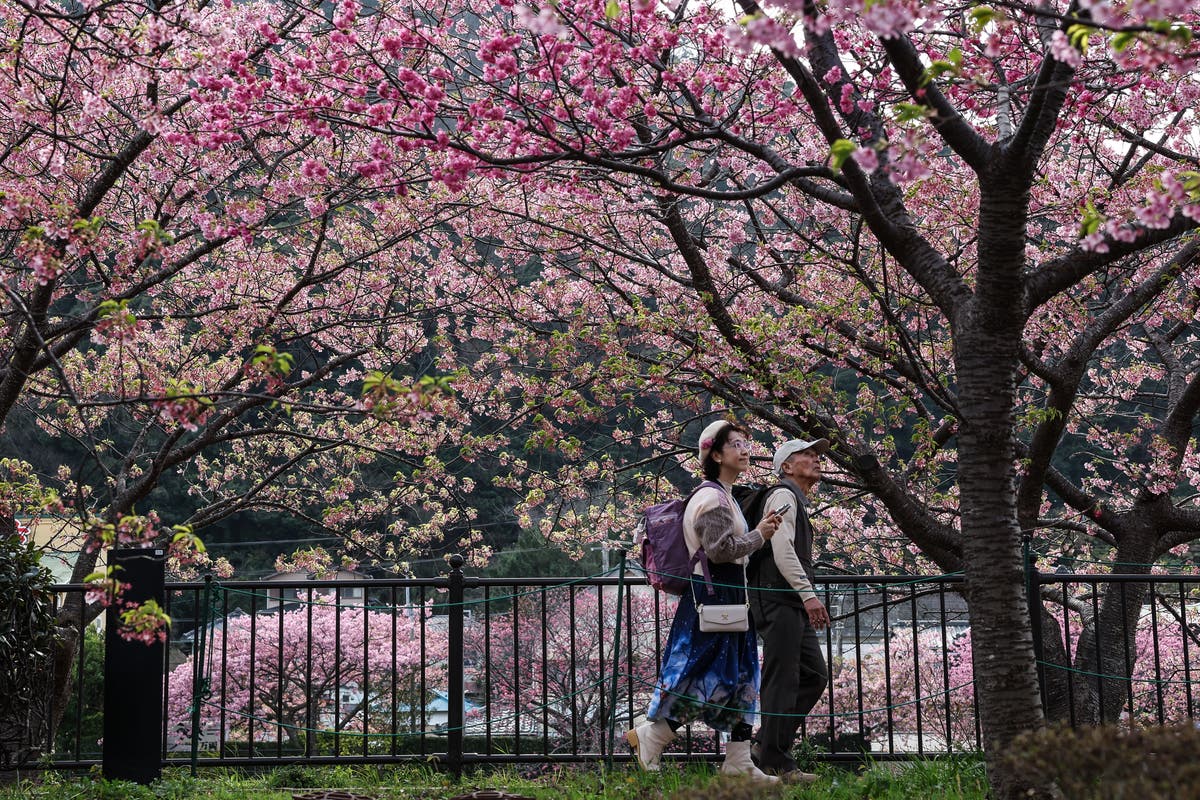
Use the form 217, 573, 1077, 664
626, 719, 675, 772
720, 740, 780, 783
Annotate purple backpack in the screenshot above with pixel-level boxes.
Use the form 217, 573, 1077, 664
635, 480, 724, 595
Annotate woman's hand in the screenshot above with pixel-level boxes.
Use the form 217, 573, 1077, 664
757, 511, 781, 540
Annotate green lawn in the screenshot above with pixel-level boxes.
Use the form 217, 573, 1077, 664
1, 758, 988, 800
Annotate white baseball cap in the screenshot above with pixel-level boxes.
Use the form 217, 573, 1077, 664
772, 438, 831, 472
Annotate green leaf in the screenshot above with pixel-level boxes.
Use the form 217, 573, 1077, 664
920, 58, 958, 87
1168, 23, 1194, 45
96, 299, 124, 318
968, 6, 996, 34
894, 102, 932, 123
1180, 171, 1200, 200
1110, 31, 1136, 51
829, 139, 857, 172
605, 0, 619, 19
1079, 198, 1103, 236
1067, 23, 1095, 55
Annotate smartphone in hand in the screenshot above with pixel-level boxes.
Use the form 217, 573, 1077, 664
770, 503, 792, 518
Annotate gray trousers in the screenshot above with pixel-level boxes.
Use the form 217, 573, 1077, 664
752, 595, 828, 769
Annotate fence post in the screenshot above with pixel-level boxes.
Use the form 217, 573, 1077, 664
446, 554, 465, 781
604, 552, 628, 771
190, 576, 213, 777
103, 547, 166, 785
1022, 529, 1046, 709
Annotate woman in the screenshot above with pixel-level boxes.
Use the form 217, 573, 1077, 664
627, 419, 781, 782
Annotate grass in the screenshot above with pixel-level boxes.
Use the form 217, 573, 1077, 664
0, 758, 988, 800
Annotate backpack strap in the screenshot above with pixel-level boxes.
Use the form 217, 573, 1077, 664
746, 483, 803, 575
687, 480, 740, 598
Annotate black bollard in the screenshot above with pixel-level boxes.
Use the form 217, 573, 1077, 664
103, 547, 166, 784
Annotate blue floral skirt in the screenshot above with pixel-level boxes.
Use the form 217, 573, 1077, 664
646, 561, 759, 732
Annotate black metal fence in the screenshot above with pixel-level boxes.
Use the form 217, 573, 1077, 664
42, 560, 1200, 772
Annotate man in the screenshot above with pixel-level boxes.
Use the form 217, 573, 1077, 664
749, 438, 832, 783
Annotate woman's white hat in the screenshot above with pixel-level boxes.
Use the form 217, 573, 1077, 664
697, 419, 733, 463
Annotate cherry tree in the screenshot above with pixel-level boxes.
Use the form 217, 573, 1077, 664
830, 596, 1199, 751
301, 1, 1200, 795
0, 0, 498, 743
165, 601, 448, 752
463, 586, 663, 751
828, 626, 977, 751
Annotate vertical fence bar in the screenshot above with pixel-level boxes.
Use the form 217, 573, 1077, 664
818, 582, 832, 750
881, 585, 895, 755
569, 587, 580, 756
74, 591, 86, 761
304, 585, 314, 759
1059, 576, 1076, 727
446, 555, 465, 780
939, 583, 952, 750
190, 577, 212, 776
247, 590, 258, 757
540, 588, 549, 756
606, 557, 627, 768
1092, 580, 1105, 718
390, 585, 399, 758
1120, 582, 1134, 720
276, 594, 285, 758
909, 586, 923, 756
1022, 529, 1046, 709
333, 587, 342, 757
853, 582, 865, 747
1149, 589, 1164, 724
1180, 581, 1194, 720
419, 583, 428, 758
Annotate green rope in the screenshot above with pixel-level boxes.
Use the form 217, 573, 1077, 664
190, 667, 977, 748
193, 674, 614, 739
1038, 659, 1200, 686
631, 675, 976, 721
215, 570, 626, 612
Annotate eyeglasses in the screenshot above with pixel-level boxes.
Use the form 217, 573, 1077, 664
725, 440, 753, 452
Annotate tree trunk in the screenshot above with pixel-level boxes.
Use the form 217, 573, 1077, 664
1038, 608, 1074, 723
956, 331, 1051, 798
47, 571, 98, 747
1068, 535, 1156, 724
955, 177, 1054, 799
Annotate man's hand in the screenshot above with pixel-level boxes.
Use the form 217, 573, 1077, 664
804, 597, 830, 630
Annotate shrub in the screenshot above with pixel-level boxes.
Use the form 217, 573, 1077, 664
0, 534, 56, 767
665, 774, 785, 800
1000, 722, 1200, 799
265, 763, 322, 788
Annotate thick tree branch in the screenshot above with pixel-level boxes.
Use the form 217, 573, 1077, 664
876, 36, 992, 172
1026, 216, 1200, 308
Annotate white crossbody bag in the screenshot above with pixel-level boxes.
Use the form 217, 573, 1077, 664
693, 562, 750, 633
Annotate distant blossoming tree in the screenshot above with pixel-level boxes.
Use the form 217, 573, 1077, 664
463, 586, 664, 751
166, 601, 448, 752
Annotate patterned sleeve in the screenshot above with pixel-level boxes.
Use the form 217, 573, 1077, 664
694, 498, 765, 564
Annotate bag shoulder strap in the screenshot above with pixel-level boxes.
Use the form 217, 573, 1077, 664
687, 481, 749, 606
